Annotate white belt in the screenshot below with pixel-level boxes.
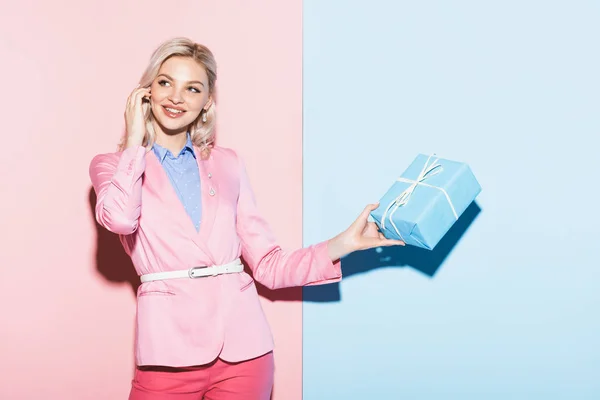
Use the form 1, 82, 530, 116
140, 258, 244, 283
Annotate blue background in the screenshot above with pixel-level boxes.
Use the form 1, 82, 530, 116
302, 1, 600, 399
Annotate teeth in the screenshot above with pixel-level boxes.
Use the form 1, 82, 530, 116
165, 107, 183, 114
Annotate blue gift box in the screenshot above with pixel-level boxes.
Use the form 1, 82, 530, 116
370, 154, 481, 250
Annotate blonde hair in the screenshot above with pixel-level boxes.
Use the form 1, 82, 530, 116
118, 37, 218, 151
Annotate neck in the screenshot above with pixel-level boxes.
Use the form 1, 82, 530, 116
154, 124, 188, 155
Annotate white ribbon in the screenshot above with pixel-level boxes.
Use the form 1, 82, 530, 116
380, 154, 459, 243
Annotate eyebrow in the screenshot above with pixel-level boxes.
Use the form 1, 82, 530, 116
157, 73, 205, 87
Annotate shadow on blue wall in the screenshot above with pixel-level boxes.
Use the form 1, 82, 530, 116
303, 201, 482, 302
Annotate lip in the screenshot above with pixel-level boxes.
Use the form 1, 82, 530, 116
162, 105, 187, 118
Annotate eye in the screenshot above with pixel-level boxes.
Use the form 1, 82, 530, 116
158, 79, 170, 86
188, 86, 201, 93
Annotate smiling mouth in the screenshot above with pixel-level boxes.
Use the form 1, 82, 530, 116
162, 106, 186, 118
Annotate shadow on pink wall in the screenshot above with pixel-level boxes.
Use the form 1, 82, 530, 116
89, 186, 292, 397
88, 186, 300, 305
88, 187, 140, 296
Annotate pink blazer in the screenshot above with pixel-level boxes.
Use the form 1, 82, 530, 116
89, 144, 341, 367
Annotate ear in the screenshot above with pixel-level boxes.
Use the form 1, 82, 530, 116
204, 97, 214, 111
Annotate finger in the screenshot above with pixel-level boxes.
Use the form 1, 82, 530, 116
362, 221, 375, 234
359, 237, 404, 251
133, 90, 145, 106
134, 87, 151, 97
380, 239, 405, 246
365, 234, 404, 246
133, 88, 151, 106
353, 203, 379, 226
368, 221, 381, 232
364, 202, 379, 214
127, 87, 144, 109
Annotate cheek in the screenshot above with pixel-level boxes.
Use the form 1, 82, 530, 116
150, 99, 163, 115
150, 86, 168, 102
185, 109, 203, 122
185, 94, 206, 111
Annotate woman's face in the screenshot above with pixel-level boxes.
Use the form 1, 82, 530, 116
150, 56, 211, 135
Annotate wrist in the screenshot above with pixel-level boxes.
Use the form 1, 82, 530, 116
327, 231, 355, 262
125, 135, 144, 149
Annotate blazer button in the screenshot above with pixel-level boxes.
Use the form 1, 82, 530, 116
209, 188, 215, 196
207, 173, 212, 179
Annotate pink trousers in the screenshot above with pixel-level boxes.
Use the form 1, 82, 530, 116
129, 352, 274, 400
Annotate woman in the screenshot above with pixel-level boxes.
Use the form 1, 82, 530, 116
89, 37, 404, 400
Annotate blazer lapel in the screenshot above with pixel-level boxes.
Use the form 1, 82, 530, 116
193, 146, 219, 259
145, 150, 214, 262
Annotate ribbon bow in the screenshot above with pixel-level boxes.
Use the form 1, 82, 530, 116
381, 154, 458, 243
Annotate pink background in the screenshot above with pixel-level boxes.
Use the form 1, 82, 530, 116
0, 1, 303, 399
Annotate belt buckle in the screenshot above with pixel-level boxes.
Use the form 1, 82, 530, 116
188, 266, 208, 279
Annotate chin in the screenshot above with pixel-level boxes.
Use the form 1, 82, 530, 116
153, 111, 198, 134
156, 117, 192, 133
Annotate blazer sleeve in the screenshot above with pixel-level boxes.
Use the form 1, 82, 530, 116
89, 145, 147, 235
235, 153, 342, 290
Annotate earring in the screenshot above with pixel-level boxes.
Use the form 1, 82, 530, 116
202, 112, 207, 123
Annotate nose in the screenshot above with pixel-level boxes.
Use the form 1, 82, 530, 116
168, 88, 184, 104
